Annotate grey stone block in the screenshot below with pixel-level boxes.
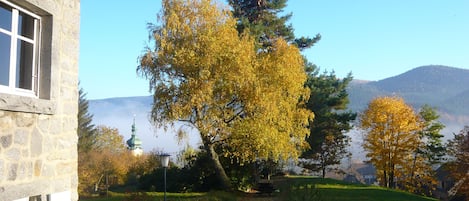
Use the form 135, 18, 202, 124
1, 135, 12, 148
8, 163, 18, 181
14, 129, 30, 146
5, 148, 20, 161
31, 128, 43, 157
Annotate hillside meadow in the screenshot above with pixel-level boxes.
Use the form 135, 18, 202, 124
80, 176, 437, 201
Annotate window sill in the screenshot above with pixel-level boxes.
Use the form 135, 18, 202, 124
0, 93, 55, 114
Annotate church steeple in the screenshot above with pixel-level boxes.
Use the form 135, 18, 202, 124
126, 117, 143, 156
131, 118, 137, 136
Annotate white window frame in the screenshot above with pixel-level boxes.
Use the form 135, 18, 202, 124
0, 0, 41, 98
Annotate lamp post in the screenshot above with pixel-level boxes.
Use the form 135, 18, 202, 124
160, 153, 170, 201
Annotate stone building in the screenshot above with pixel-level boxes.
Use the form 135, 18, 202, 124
0, 0, 80, 200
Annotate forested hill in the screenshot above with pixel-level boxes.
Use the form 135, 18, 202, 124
348, 65, 469, 126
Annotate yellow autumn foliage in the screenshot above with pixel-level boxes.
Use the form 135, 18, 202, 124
78, 126, 137, 195
138, 0, 312, 164
359, 96, 424, 189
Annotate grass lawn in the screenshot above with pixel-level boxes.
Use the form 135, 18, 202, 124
80, 176, 438, 201
79, 191, 236, 201
280, 176, 438, 201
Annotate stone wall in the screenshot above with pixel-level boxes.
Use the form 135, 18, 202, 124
0, 0, 80, 200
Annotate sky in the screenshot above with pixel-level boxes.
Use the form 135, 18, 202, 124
80, 0, 469, 100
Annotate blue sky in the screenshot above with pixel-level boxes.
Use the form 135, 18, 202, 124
80, 0, 469, 100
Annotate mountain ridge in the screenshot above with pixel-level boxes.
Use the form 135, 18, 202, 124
348, 65, 469, 115
88, 65, 469, 152
371, 65, 469, 95
347, 65, 469, 137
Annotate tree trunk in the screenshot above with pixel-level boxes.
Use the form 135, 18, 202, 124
322, 165, 326, 178
205, 143, 232, 190
383, 170, 388, 188
410, 153, 417, 188
389, 169, 395, 188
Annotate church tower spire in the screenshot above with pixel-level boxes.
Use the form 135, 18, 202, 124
126, 116, 143, 156
131, 117, 137, 136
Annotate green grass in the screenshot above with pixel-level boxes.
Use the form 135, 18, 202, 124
279, 176, 438, 201
80, 191, 236, 201
80, 176, 438, 201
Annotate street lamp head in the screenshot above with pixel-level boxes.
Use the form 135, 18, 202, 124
160, 153, 170, 168
159, 153, 170, 201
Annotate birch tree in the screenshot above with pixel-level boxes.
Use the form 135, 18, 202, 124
138, 0, 312, 190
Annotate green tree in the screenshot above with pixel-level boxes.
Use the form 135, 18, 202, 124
138, 0, 312, 190
359, 96, 421, 188
447, 126, 469, 198
302, 70, 356, 178
228, 0, 320, 50
417, 105, 445, 165
405, 105, 445, 194
77, 86, 96, 153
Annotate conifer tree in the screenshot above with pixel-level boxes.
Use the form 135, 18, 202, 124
302, 69, 356, 178
447, 126, 469, 198
417, 105, 445, 165
228, 0, 320, 50
77, 86, 96, 152
405, 105, 445, 194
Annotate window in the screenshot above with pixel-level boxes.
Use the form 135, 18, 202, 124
0, 0, 40, 97
29, 195, 42, 201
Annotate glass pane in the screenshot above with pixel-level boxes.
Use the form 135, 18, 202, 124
16, 39, 33, 90
18, 11, 35, 39
0, 2, 12, 31
0, 32, 11, 86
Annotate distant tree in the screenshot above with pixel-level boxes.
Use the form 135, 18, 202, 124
77, 86, 97, 153
93, 126, 127, 153
129, 150, 161, 177
302, 69, 356, 178
79, 149, 135, 195
405, 105, 445, 194
359, 96, 421, 188
138, 0, 312, 190
228, 0, 320, 50
447, 126, 469, 198
78, 126, 134, 196
176, 144, 198, 167
417, 105, 445, 165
